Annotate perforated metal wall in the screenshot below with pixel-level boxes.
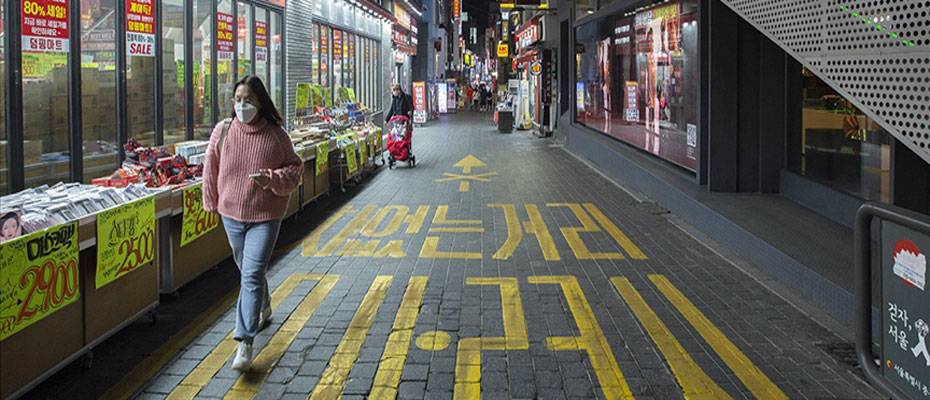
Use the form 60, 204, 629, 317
720, 0, 930, 164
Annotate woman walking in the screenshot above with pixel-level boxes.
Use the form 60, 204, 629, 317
202, 75, 302, 371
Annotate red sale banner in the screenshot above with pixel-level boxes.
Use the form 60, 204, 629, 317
255, 20, 268, 62
217, 12, 234, 60
126, 0, 155, 57
21, 0, 70, 53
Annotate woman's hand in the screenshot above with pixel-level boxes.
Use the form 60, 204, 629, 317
250, 170, 273, 188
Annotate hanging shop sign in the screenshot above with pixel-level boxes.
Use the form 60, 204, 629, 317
881, 222, 930, 399
125, 0, 155, 57
529, 60, 542, 76
181, 184, 219, 247
316, 140, 329, 176
413, 81, 427, 124
515, 19, 541, 50
497, 42, 509, 58
345, 141, 359, 175
96, 197, 156, 289
21, 0, 70, 53
217, 12, 235, 60
255, 20, 268, 62
0, 222, 79, 341
394, 5, 412, 30
453, 0, 460, 20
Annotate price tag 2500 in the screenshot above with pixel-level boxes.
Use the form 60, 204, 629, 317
116, 227, 155, 276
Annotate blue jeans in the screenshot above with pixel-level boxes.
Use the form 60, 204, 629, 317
222, 217, 282, 344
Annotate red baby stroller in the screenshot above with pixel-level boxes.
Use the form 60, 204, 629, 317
387, 115, 416, 169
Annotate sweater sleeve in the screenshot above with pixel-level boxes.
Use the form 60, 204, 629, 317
265, 128, 303, 197
201, 122, 225, 212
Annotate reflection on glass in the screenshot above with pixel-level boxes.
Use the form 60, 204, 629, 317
797, 68, 891, 203
575, 0, 700, 172
255, 9, 269, 84
575, 0, 595, 21
163, 0, 187, 144
270, 11, 284, 112
311, 23, 320, 85
1, 0, 7, 194
126, 10, 157, 147
333, 29, 343, 90
81, 0, 119, 181
217, 0, 236, 122
194, 0, 214, 138
320, 25, 330, 87
237, 2, 251, 78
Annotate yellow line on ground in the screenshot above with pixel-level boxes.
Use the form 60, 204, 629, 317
428, 227, 485, 233
547, 203, 624, 260
166, 274, 312, 400
316, 205, 376, 256
454, 278, 529, 400
419, 237, 483, 259
610, 277, 731, 399
310, 276, 393, 399
371, 277, 429, 399
361, 206, 409, 238
489, 204, 523, 260
404, 206, 430, 234
524, 204, 561, 261
302, 206, 354, 256
649, 275, 788, 400
459, 181, 470, 192
529, 276, 634, 400
224, 275, 339, 399
432, 205, 483, 225
584, 203, 647, 260
98, 289, 239, 400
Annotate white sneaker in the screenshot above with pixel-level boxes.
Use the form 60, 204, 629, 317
232, 342, 253, 372
259, 305, 272, 330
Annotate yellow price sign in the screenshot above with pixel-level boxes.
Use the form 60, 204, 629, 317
181, 184, 220, 247
316, 140, 329, 176
346, 142, 359, 175
96, 197, 156, 289
0, 222, 80, 341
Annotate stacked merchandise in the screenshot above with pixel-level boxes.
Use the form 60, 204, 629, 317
174, 140, 210, 166
288, 126, 331, 155
0, 182, 160, 243
92, 138, 202, 188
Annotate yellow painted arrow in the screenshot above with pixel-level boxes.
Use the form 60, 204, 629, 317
453, 155, 487, 174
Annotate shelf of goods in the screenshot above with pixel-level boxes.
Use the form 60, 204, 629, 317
1, 190, 171, 400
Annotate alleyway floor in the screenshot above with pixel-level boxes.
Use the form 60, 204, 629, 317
26, 112, 881, 400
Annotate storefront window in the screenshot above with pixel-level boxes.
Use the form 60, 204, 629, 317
575, 0, 595, 21
575, 0, 700, 172
194, 0, 214, 138
311, 23, 320, 85
1, 0, 8, 194
320, 25, 330, 88
333, 29, 343, 90
255, 9, 269, 84
126, 0, 157, 147
163, 0, 187, 144
270, 11, 283, 111
237, 2, 251, 78
794, 68, 892, 203
81, 0, 118, 181
217, 0, 235, 122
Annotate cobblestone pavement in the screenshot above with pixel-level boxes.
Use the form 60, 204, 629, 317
111, 112, 879, 399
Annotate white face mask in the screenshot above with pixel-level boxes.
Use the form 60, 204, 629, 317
235, 101, 259, 123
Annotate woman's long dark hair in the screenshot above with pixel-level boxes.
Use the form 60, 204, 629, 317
231, 75, 284, 126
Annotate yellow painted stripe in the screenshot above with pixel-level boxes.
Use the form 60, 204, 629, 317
428, 227, 486, 233
459, 181, 470, 192
167, 274, 311, 400
432, 205, 482, 225
224, 275, 339, 399
649, 275, 788, 400
316, 205, 377, 256
98, 289, 239, 400
302, 206, 354, 256
371, 277, 428, 399
419, 237, 482, 259
454, 278, 529, 400
489, 204, 523, 260
404, 206, 430, 234
529, 276, 634, 400
547, 203, 624, 260
524, 204, 561, 261
362, 206, 409, 238
611, 277, 731, 399
310, 276, 393, 400
584, 203, 647, 260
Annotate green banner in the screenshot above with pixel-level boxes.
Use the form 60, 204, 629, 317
346, 142, 358, 175
347, 88, 357, 103
0, 222, 80, 341
316, 141, 330, 176
296, 83, 311, 110
310, 84, 324, 109
96, 197, 156, 289
181, 184, 220, 247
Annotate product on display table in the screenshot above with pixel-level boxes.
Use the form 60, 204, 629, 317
93, 138, 202, 188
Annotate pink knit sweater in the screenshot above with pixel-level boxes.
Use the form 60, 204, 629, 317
202, 118, 302, 222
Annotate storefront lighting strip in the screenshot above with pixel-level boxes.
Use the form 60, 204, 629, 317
838, 4, 916, 47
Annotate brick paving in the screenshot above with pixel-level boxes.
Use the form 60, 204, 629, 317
27, 112, 883, 399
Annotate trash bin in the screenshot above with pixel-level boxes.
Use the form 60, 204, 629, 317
497, 111, 514, 133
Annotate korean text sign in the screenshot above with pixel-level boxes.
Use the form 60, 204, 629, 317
882, 220, 930, 398
255, 20, 268, 62
21, 0, 70, 53
181, 184, 220, 247
413, 81, 427, 124
217, 12, 234, 59
126, 0, 155, 57
0, 222, 79, 341
96, 197, 156, 289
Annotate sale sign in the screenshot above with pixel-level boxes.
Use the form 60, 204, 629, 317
217, 12, 234, 60
126, 0, 155, 57
345, 141, 358, 175
255, 21, 268, 62
96, 197, 156, 289
316, 140, 329, 176
181, 184, 219, 247
21, 0, 70, 53
0, 223, 79, 341
413, 81, 427, 124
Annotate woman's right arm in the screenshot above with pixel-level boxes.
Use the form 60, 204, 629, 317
201, 122, 225, 212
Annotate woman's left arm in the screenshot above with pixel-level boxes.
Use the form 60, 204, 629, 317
264, 129, 303, 197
